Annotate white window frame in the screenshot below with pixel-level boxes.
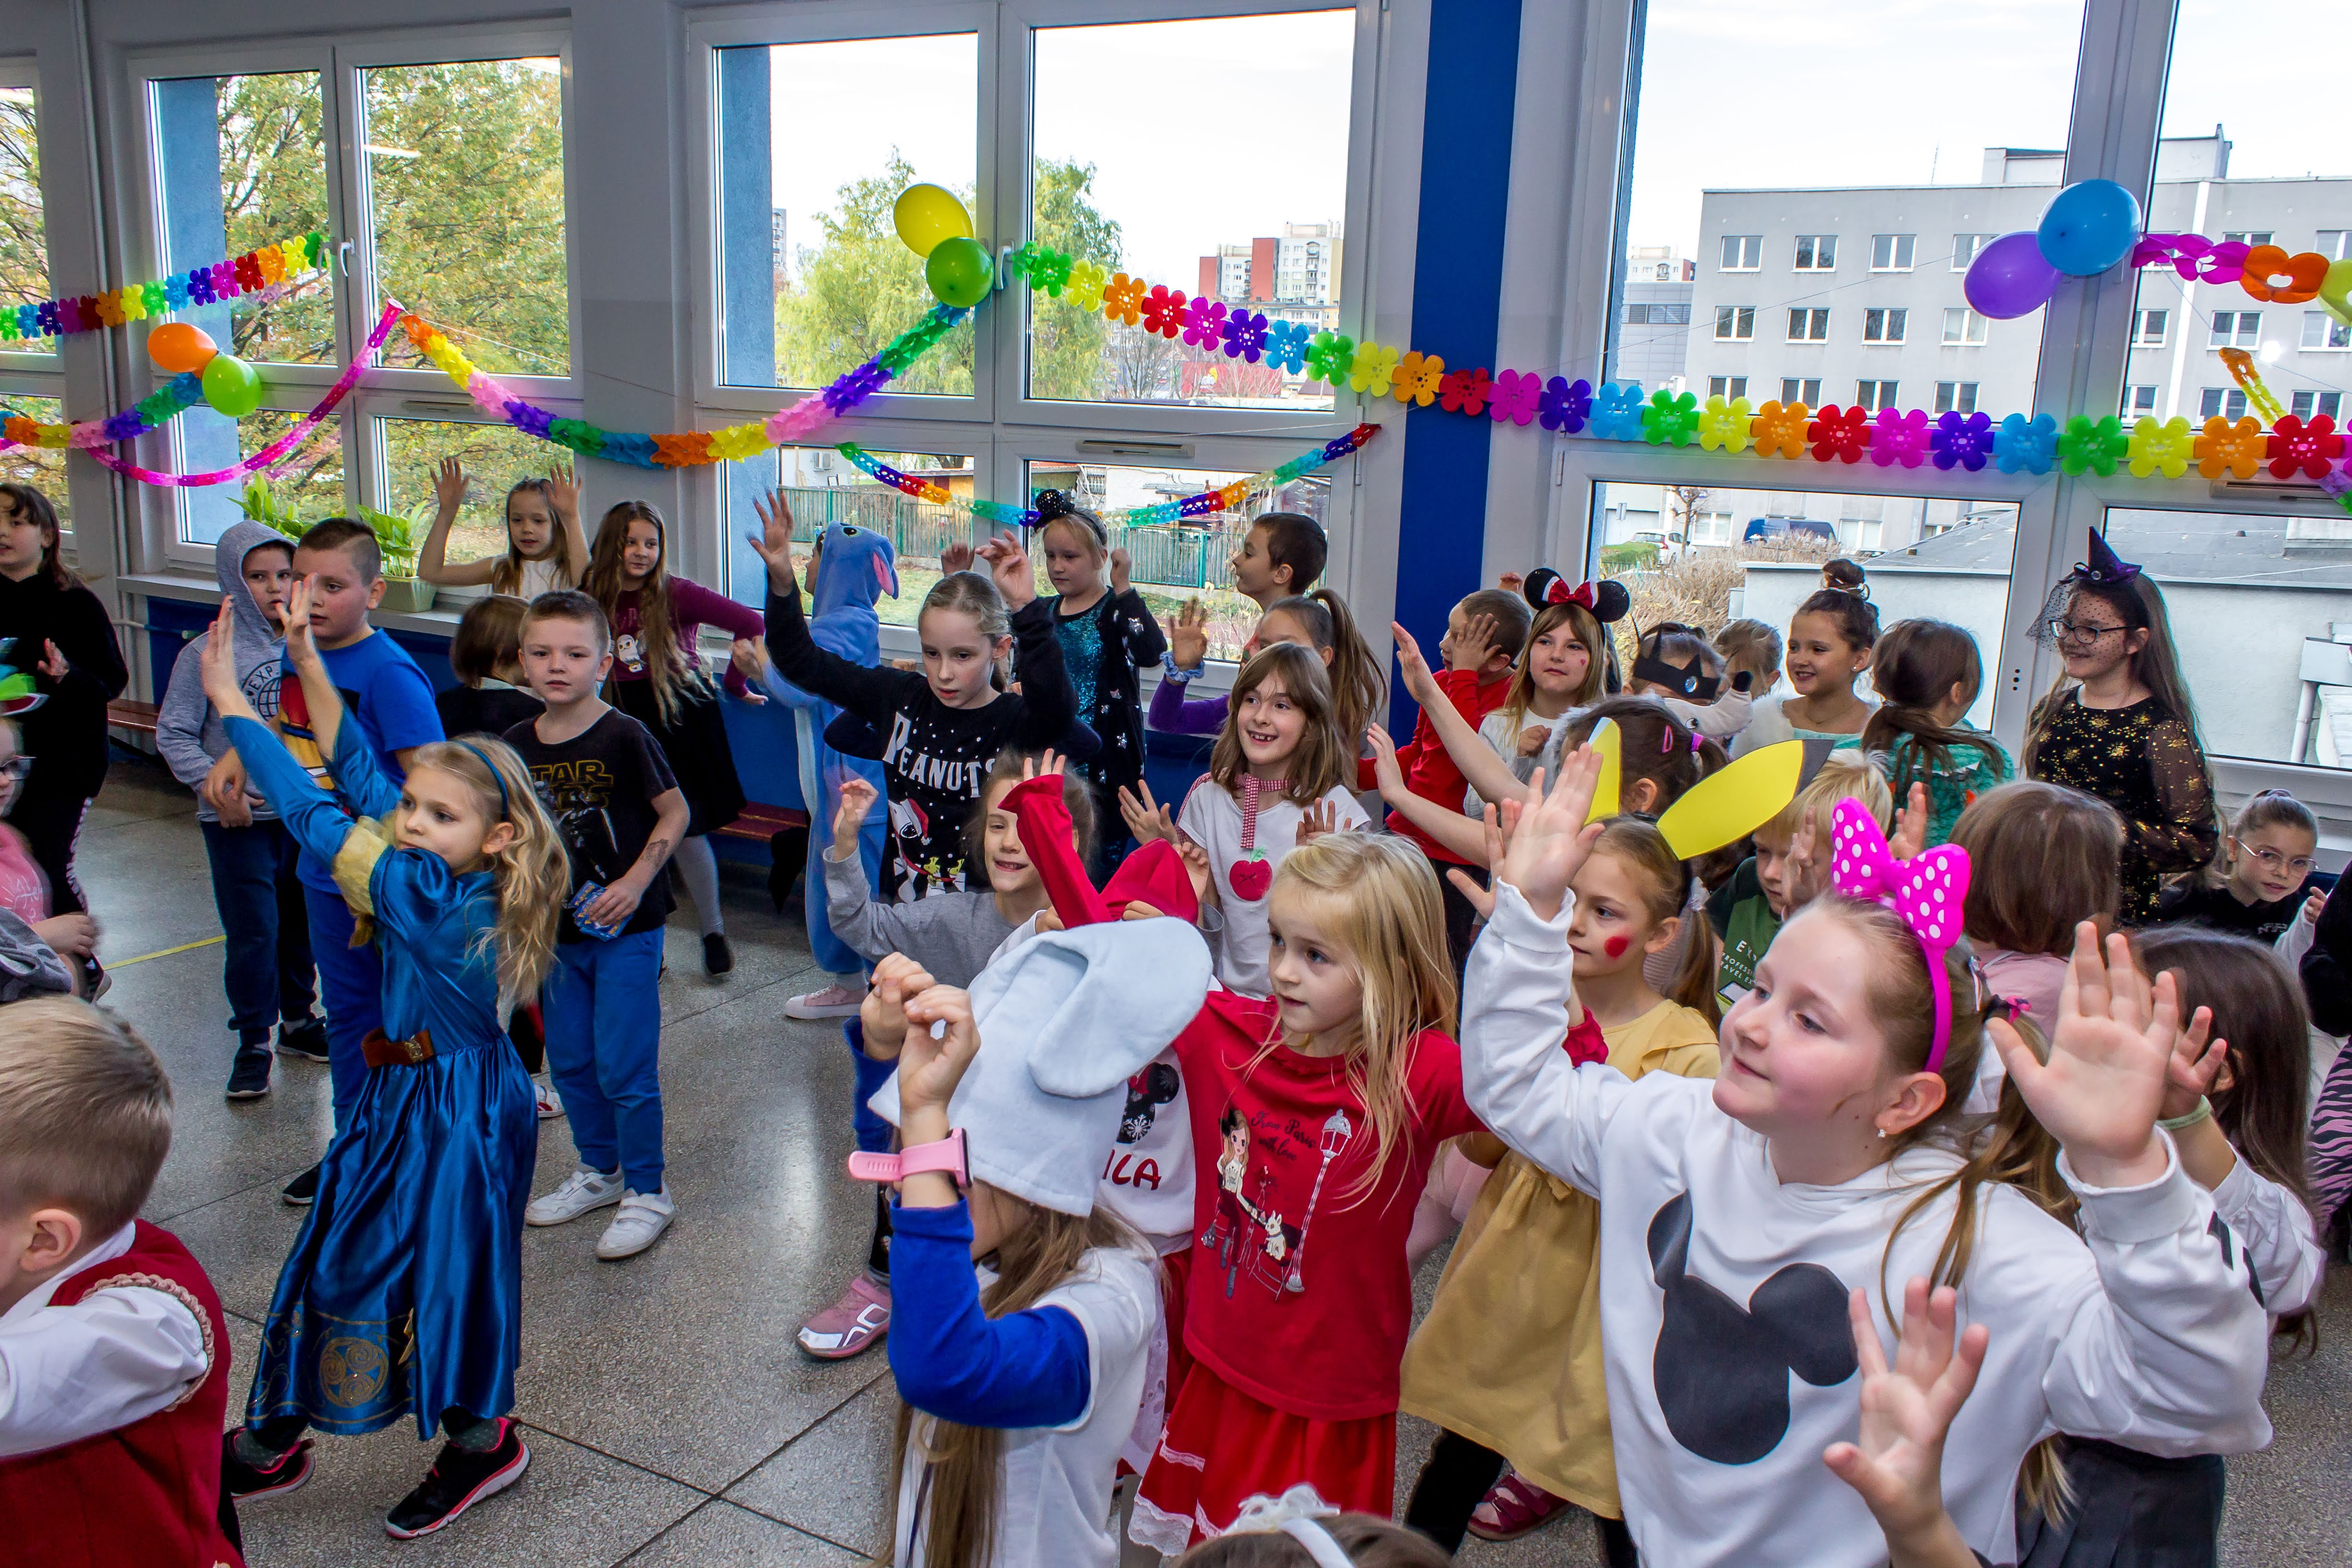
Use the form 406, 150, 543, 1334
1706, 375, 1746, 401
2131, 306, 2167, 346
1934, 380, 1978, 415
1719, 233, 1761, 271
1713, 304, 1754, 340
1779, 376, 1821, 406
1951, 232, 1994, 271
1787, 306, 1828, 342
2123, 382, 2157, 416
1793, 233, 1837, 272
2301, 311, 2350, 351
1863, 306, 1907, 344
1941, 305, 1988, 346
0, 60, 72, 547
1868, 232, 1915, 272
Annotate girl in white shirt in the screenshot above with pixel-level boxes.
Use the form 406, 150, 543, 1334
1459, 753, 2272, 1568
1734, 589, 1880, 756
416, 458, 589, 596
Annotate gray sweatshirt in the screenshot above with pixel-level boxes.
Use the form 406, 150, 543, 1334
155, 519, 291, 824
822, 844, 1016, 989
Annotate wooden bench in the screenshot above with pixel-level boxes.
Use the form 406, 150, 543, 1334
107, 699, 159, 737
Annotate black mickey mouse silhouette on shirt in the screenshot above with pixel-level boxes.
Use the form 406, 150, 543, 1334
1648, 1192, 1859, 1465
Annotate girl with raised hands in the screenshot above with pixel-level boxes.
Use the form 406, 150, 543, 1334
1150, 589, 1386, 754
417, 457, 588, 598
1455, 751, 2271, 1568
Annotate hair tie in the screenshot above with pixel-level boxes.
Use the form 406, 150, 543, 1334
455, 741, 510, 817
1223, 1486, 1351, 1568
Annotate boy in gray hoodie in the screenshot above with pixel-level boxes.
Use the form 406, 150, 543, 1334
155, 519, 326, 1098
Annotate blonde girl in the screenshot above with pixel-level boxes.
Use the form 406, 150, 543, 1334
1403, 817, 1721, 1556
1734, 587, 1879, 755
1464, 595, 1609, 817
1456, 753, 2269, 1568
196, 594, 571, 1539
1132, 835, 1483, 1550
417, 457, 589, 597
1130, 643, 1370, 997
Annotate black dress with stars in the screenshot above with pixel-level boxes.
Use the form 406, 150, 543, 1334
764, 585, 1077, 900
2027, 691, 2217, 926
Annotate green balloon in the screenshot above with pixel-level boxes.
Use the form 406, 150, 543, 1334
925, 236, 995, 309
201, 352, 264, 418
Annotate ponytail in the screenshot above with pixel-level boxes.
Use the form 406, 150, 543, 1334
1268, 589, 1386, 749
1860, 619, 2002, 781
1665, 909, 1721, 1029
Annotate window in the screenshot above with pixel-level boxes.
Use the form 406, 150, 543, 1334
2208, 311, 2262, 348
1713, 305, 1755, 341
2131, 308, 2168, 347
2221, 231, 2274, 248
2200, 387, 2249, 420
1719, 234, 1762, 270
369, 417, 579, 572
1780, 377, 1822, 405
0, 83, 53, 362
2321, 230, 2352, 261
1787, 307, 1830, 341
1863, 307, 1907, 344
1794, 234, 1837, 271
1934, 381, 1978, 414
1951, 233, 1995, 271
1941, 306, 1988, 346
1689, 509, 1734, 547
1624, 302, 1692, 325
1855, 379, 1900, 411
2291, 390, 2343, 421
1869, 233, 1915, 271
0, 396, 70, 529
2124, 384, 2158, 418
1707, 376, 1748, 401
2303, 312, 2352, 350
722, 444, 981, 617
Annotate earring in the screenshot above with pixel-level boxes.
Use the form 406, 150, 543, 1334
1875, 1127, 1888, 1140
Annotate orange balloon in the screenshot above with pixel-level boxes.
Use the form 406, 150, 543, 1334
147, 322, 218, 374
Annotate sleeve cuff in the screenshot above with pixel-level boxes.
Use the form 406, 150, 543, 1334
1488, 877, 1576, 948
2059, 1139, 2204, 1244
890, 1197, 976, 1244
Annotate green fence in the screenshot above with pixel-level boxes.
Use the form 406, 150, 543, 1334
777, 486, 1246, 592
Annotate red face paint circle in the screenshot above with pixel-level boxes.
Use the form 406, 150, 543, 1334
1604, 935, 1630, 959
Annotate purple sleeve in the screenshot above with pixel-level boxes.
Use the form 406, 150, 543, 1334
1148, 675, 1227, 736
668, 579, 766, 696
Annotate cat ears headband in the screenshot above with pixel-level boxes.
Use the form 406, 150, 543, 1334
1633, 642, 1720, 702
1523, 568, 1630, 625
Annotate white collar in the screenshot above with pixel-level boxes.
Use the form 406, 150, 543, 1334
0, 1220, 136, 1326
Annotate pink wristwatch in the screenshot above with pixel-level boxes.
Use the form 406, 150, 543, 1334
846, 1127, 969, 1188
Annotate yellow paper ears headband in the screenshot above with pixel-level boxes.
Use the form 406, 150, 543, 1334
1581, 717, 1820, 858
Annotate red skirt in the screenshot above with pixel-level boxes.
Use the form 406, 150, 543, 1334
1129, 1361, 1396, 1556
1161, 1245, 1197, 1409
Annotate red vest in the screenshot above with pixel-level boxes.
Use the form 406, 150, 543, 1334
0, 1220, 244, 1568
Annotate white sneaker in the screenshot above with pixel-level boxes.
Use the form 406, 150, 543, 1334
785, 981, 867, 1020
596, 1185, 675, 1260
534, 1077, 565, 1120
525, 1167, 622, 1227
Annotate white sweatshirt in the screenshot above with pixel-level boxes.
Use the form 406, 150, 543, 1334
2208, 1155, 2324, 1317
1461, 882, 2273, 1568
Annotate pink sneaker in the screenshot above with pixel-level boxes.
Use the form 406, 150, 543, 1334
1467, 1471, 1571, 1543
785, 981, 868, 1020
796, 1274, 890, 1359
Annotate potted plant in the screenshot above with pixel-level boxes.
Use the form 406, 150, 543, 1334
360, 501, 438, 614
231, 475, 306, 542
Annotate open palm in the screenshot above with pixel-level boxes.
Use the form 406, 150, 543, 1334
747, 490, 799, 590
1989, 923, 2176, 1179
1491, 748, 1604, 922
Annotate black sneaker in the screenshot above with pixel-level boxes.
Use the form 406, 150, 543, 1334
277, 1017, 332, 1063
281, 1163, 320, 1206
220, 1430, 315, 1505
702, 932, 734, 976
226, 1045, 273, 1100
383, 1419, 529, 1539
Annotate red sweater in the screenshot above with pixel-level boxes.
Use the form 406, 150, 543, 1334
1175, 991, 1482, 1421
1356, 667, 1511, 865
0, 1221, 242, 1568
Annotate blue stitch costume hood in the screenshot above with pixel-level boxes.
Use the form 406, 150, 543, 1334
807, 522, 897, 664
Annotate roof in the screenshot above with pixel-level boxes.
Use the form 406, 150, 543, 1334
1868, 508, 2352, 589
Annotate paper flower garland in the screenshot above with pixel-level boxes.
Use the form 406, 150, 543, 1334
0, 232, 328, 344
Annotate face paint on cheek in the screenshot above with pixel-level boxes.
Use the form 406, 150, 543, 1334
1604, 935, 1629, 959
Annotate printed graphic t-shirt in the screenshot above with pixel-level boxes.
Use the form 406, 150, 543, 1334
505, 708, 680, 940
287, 631, 444, 893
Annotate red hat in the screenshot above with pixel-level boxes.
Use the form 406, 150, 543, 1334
1103, 839, 1199, 924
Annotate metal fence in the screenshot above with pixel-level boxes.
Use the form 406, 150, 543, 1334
777, 486, 1247, 592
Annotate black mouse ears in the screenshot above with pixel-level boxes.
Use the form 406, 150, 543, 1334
1524, 568, 1630, 625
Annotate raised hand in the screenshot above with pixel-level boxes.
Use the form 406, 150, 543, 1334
1891, 782, 1930, 862
939, 541, 976, 575
546, 459, 578, 518
1175, 837, 1216, 913
1491, 748, 1606, 922
1296, 797, 1340, 845
2158, 996, 2228, 1122
432, 456, 468, 512
1988, 922, 2176, 1187
858, 952, 935, 1063
1497, 571, 1525, 595
1171, 599, 1209, 670
1365, 723, 1408, 802
1389, 621, 1443, 707
1023, 748, 1067, 784
1784, 815, 1828, 909
1446, 804, 1508, 922
2301, 888, 2327, 927
898, 984, 983, 1116
1110, 547, 1132, 595
747, 490, 800, 593
1454, 610, 1501, 673
198, 600, 251, 715
1119, 781, 1176, 845
973, 530, 1038, 610
833, 776, 880, 855
281, 576, 319, 671
36, 639, 66, 683
1821, 1279, 1987, 1568
1517, 723, 1552, 759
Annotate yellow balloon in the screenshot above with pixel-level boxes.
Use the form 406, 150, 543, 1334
1584, 719, 1622, 823
893, 183, 972, 259
1655, 740, 1806, 859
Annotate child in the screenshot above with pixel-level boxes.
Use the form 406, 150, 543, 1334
2155, 788, 2323, 944
417, 458, 587, 597
0, 718, 95, 989
1230, 511, 1328, 610
1714, 618, 1784, 702
2021, 530, 2216, 926
583, 499, 763, 975
1152, 588, 1385, 753
1860, 620, 2011, 848
1733, 586, 1878, 755
198, 597, 570, 1540
1140, 644, 1370, 998
1176, 1494, 1451, 1566
1463, 572, 1617, 817
750, 491, 1078, 904
1626, 621, 1755, 742
1709, 751, 1892, 1011
1402, 817, 1721, 1557
0, 482, 127, 917
1822, 1279, 1990, 1568
153, 520, 325, 1096
853, 909, 1212, 1568
435, 594, 545, 739
0, 998, 240, 1567
1035, 491, 1167, 878
503, 592, 690, 1261
1460, 757, 2270, 1567
279, 517, 447, 1205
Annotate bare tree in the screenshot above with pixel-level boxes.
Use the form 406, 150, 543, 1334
1663, 483, 1710, 546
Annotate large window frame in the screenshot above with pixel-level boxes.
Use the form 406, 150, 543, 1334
0, 57, 68, 539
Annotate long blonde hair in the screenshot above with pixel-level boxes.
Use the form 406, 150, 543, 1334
1499, 599, 1607, 736
882, 1195, 1135, 1568
407, 739, 568, 1001
1262, 835, 1456, 1201
1209, 643, 1350, 807
583, 500, 704, 725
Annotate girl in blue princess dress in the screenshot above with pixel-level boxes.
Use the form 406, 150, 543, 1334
192, 586, 572, 1541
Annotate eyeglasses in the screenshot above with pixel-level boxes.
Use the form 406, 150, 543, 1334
0, 756, 31, 782
2243, 845, 2316, 876
2048, 619, 2130, 644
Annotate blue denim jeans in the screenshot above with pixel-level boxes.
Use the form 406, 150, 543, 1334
199, 818, 317, 1048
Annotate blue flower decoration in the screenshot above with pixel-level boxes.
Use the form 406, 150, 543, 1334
163, 275, 191, 310
1992, 412, 2058, 475
601, 433, 660, 470
101, 412, 144, 441
1589, 381, 1647, 441
1928, 411, 1994, 472
1540, 377, 1594, 434
1265, 320, 1313, 375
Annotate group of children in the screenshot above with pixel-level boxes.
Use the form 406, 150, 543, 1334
1, 464, 2344, 1568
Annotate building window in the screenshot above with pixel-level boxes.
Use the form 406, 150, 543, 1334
2123, 384, 2158, 418
2199, 387, 2249, 420
1934, 381, 1978, 415
2321, 230, 2352, 261
1623, 302, 1691, 325
2221, 231, 2274, 248
1794, 234, 1837, 271
1714, 304, 1755, 341
2131, 308, 2167, 347
1940, 306, 1988, 346
1707, 376, 1748, 401
1689, 510, 1734, 546
1855, 379, 1900, 411
2302, 312, 2352, 350
2291, 390, 2344, 421
1951, 233, 1995, 271
1780, 377, 1822, 406
1869, 233, 1916, 271
1719, 233, 1761, 270
1787, 307, 1830, 342
2208, 311, 2262, 349
1863, 307, 1907, 344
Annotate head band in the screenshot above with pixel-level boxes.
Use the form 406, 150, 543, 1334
1828, 797, 1971, 1071
455, 741, 510, 817
1224, 1485, 1352, 1568
1280, 1519, 1354, 1568
1033, 488, 1106, 546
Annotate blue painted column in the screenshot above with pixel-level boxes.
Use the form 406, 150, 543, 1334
1388, 0, 1522, 733
152, 77, 243, 543
717, 47, 778, 606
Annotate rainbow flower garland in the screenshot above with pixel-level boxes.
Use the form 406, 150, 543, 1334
0, 373, 205, 452
400, 304, 969, 469
836, 423, 1380, 530
1, 231, 330, 344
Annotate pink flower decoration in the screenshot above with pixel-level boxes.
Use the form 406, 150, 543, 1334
1489, 369, 1541, 425
1869, 407, 1929, 468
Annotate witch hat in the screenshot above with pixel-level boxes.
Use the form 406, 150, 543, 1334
2075, 528, 2139, 584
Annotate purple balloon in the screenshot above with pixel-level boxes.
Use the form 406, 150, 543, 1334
1965, 231, 2061, 320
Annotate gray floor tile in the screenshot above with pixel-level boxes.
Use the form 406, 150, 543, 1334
621, 1499, 866, 1565
723, 1377, 897, 1556
2220, 1265, 2352, 1566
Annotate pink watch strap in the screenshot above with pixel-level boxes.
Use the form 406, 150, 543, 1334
846, 1127, 968, 1187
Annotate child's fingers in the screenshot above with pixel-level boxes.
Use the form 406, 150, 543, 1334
1447, 867, 1497, 920
1846, 1287, 1889, 1381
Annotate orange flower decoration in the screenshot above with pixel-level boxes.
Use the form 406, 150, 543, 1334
1103, 273, 1148, 327
1753, 400, 1811, 459
652, 432, 714, 469
2238, 245, 2328, 305
1392, 350, 1445, 406
2194, 415, 2266, 479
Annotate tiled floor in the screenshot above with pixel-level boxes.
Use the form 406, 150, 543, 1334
77, 755, 2352, 1566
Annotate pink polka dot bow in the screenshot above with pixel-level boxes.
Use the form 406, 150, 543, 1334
1829, 797, 1972, 1071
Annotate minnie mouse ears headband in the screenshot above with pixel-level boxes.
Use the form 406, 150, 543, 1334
1829, 798, 1971, 1071
1523, 568, 1630, 625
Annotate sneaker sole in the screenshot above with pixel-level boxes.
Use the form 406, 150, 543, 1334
383, 1440, 530, 1540
282, 1189, 316, 1207
234, 1443, 316, 1505
525, 1191, 622, 1227
276, 1047, 332, 1064
796, 1323, 887, 1360
784, 1002, 863, 1020
225, 1084, 272, 1100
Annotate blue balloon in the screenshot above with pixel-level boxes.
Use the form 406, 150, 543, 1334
2037, 179, 2143, 276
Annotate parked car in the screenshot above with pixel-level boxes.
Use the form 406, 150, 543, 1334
1745, 515, 1838, 545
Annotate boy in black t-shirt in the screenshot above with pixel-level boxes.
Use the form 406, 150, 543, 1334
503, 591, 690, 1262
